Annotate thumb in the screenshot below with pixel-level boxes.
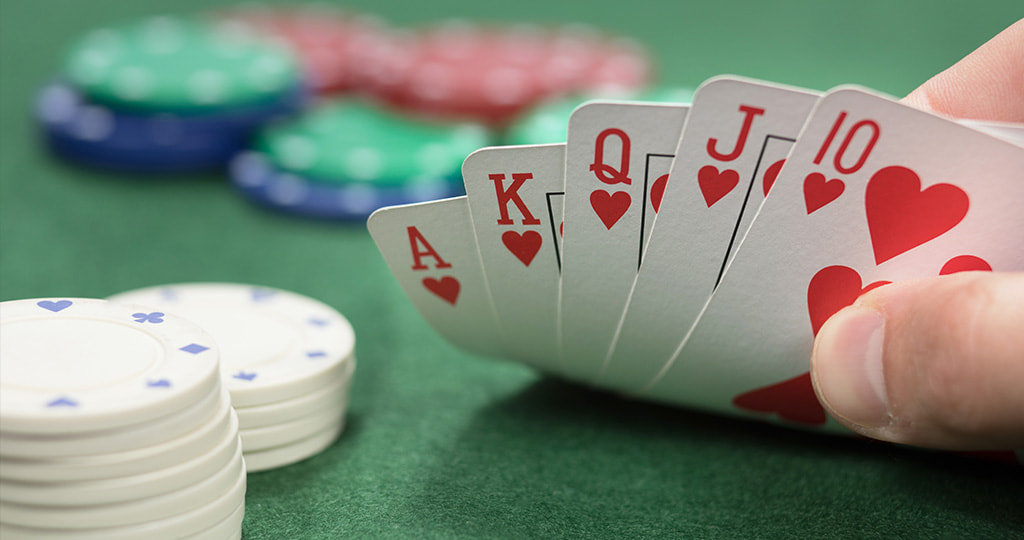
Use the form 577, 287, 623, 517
901, 18, 1024, 122
810, 272, 1024, 450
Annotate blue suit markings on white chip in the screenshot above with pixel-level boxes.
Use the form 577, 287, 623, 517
251, 288, 277, 301
179, 344, 210, 355
147, 379, 172, 388
46, 397, 79, 408
133, 312, 165, 323
37, 299, 72, 312
233, 371, 258, 381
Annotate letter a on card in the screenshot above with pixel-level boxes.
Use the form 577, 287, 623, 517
368, 197, 506, 358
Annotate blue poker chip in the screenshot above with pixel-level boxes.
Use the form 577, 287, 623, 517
36, 81, 307, 173
229, 151, 463, 220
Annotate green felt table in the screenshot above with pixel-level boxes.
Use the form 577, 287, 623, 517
2, 1, 1022, 538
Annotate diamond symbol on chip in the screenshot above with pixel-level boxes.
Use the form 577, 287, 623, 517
180, 343, 209, 355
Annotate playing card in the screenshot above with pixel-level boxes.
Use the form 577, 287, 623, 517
368, 196, 505, 358
640, 87, 1024, 432
559, 101, 690, 381
462, 144, 565, 371
961, 119, 1024, 148
600, 77, 819, 390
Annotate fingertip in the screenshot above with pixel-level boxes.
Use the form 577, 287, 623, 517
811, 305, 891, 433
812, 274, 1024, 450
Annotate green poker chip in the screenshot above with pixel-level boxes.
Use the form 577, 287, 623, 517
255, 101, 492, 187
503, 86, 696, 146
63, 16, 302, 112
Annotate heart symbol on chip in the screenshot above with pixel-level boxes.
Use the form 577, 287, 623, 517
422, 276, 460, 306
650, 173, 668, 213
803, 172, 845, 214
37, 300, 72, 312
501, 230, 543, 267
589, 190, 631, 230
865, 165, 969, 265
762, 159, 785, 197
697, 165, 739, 208
731, 373, 827, 426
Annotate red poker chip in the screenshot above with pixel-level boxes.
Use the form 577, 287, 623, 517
216, 5, 391, 94
363, 22, 653, 125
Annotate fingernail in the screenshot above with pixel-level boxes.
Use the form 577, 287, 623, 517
811, 306, 890, 428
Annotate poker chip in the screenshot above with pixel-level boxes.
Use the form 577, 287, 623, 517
239, 403, 345, 452
63, 16, 302, 113
255, 101, 489, 186
0, 298, 244, 538
230, 151, 463, 220
0, 492, 243, 540
363, 22, 654, 125
0, 381, 223, 458
0, 412, 240, 506
503, 87, 696, 145
0, 298, 220, 434
235, 359, 352, 428
0, 445, 243, 528
231, 100, 487, 219
36, 80, 305, 172
0, 390, 233, 482
108, 282, 356, 472
243, 422, 344, 473
216, 5, 391, 94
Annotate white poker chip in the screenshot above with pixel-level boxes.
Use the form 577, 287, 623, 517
107, 283, 356, 407
0, 472, 245, 540
0, 298, 220, 434
0, 413, 240, 506
187, 500, 244, 540
0, 389, 233, 482
235, 355, 352, 429
0, 380, 222, 459
238, 402, 345, 452
245, 421, 343, 473
0, 443, 244, 529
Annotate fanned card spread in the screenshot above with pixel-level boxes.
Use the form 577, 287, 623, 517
369, 76, 1024, 458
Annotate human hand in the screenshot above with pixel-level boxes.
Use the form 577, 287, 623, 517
810, 19, 1024, 450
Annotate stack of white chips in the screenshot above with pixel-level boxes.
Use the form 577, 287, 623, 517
0, 298, 245, 539
109, 283, 356, 472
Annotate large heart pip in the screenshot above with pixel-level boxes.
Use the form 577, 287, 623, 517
865, 166, 969, 264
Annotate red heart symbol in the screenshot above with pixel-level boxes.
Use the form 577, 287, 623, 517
732, 372, 826, 425
731, 266, 889, 425
803, 172, 844, 214
590, 190, 631, 230
939, 255, 992, 275
650, 173, 668, 213
762, 158, 785, 197
866, 165, 969, 265
501, 230, 543, 267
422, 276, 460, 305
807, 265, 890, 336
697, 165, 739, 208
